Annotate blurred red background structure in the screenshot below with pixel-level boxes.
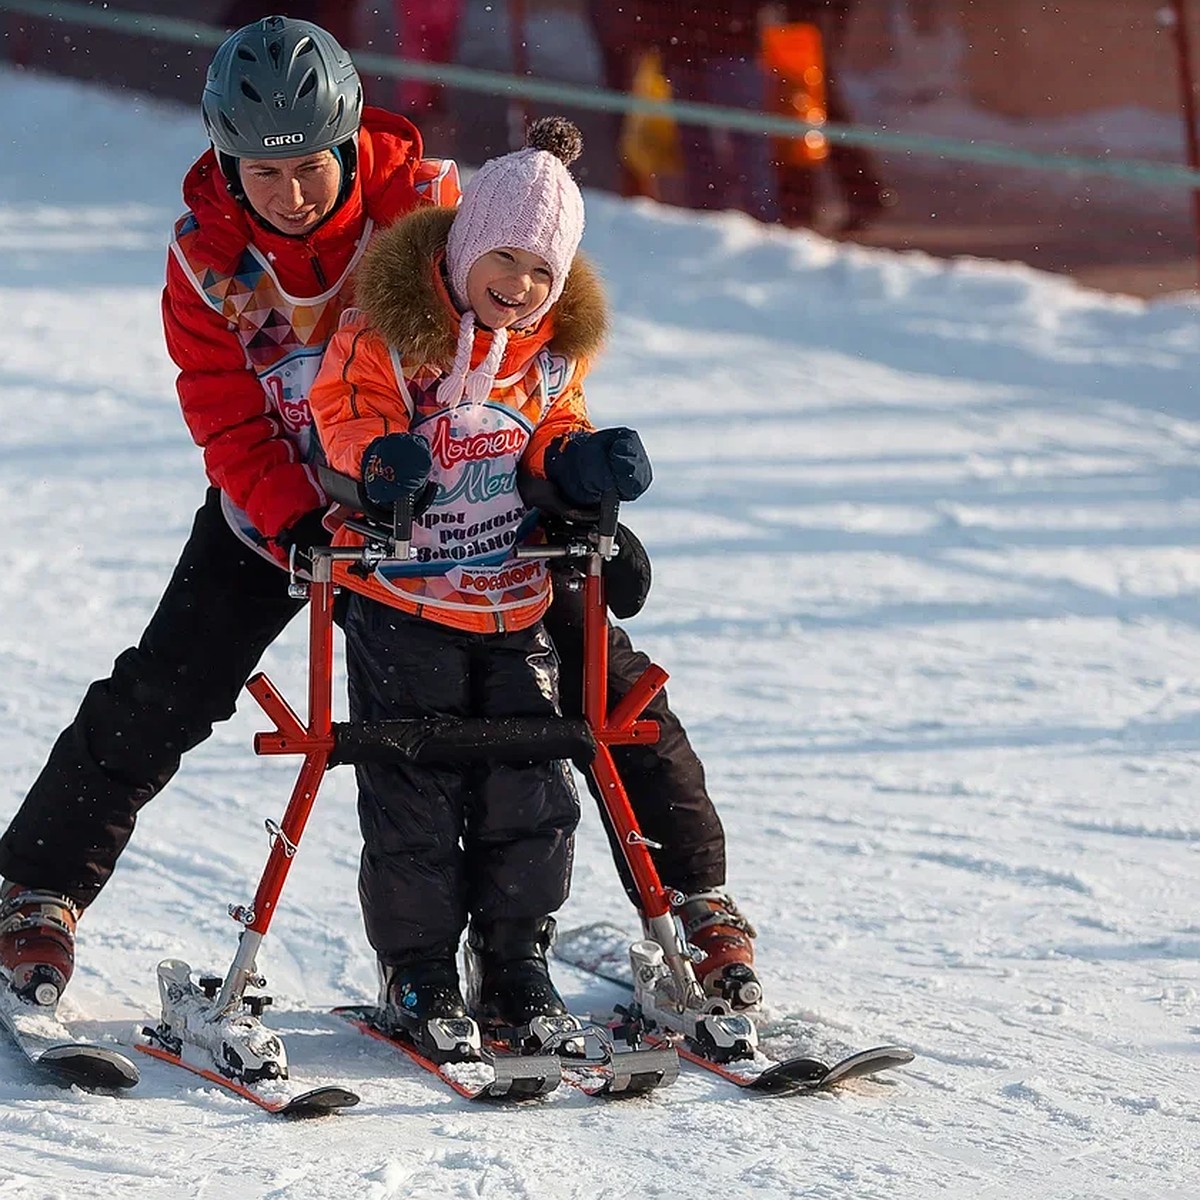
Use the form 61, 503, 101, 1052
2, 0, 1197, 298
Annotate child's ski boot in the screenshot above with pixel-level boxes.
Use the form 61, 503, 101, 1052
0, 880, 80, 1007
465, 917, 585, 1054
382, 958, 481, 1065
675, 890, 763, 1011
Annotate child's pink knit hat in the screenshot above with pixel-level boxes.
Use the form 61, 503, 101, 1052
446, 117, 586, 328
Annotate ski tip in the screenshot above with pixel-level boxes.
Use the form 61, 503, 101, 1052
279, 1086, 361, 1116
748, 1056, 829, 1092
845, 1044, 914, 1067
37, 1044, 140, 1090
821, 1045, 915, 1084
753, 1044, 916, 1093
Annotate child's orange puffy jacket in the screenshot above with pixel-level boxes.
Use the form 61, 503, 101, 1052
309, 207, 609, 634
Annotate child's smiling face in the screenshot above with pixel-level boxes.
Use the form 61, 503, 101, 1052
465, 247, 554, 329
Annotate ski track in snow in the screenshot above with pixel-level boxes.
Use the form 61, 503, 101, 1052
2, 69, 1200, 1198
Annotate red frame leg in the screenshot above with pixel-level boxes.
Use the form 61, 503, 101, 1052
240, 575, 338, 938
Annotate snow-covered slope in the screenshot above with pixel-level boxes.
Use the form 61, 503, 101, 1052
2, 68, 1200, 1199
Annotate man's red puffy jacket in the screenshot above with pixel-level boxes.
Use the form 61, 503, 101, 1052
162, 107, 455, 542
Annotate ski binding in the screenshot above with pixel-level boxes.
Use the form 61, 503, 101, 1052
335, 1004, 562, 1099
554, 921, 915, 1093
141, 958, 288, 1084
137, 960, 359, 1114
492, 1011, 679, 1096
626, 937, 758, 1062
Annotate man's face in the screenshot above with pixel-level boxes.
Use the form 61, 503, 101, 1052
238, 151, 342, 235
465, 247, 554, 329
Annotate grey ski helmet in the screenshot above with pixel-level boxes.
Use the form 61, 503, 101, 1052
201, 15, 363, 160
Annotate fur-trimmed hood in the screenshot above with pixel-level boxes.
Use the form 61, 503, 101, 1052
354, 206, 608, 368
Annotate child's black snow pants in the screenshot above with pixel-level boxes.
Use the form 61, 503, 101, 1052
343, 597, 579, 966
0, 488, 724, 909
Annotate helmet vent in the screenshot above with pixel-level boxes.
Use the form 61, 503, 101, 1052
240, 80, 262, 103
297, 69, 317, 99
267, 39, 283, 68
236, 46, 257, 62
220, 113, 240, 138
295, 37, 315, 56
327, 95, 344, 128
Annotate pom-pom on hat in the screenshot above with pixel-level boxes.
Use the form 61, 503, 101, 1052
446, 117, 585, 329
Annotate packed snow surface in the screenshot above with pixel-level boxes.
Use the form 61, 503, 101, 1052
2, 68, 1200, 1199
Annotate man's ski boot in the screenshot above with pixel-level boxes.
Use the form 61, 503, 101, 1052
465, 917, 585, 1054
675, 890, 763, 1011
0, 880, 80, 1007
381, 957, 481, 1065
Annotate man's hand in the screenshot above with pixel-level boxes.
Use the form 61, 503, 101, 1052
276, 508, 332, 556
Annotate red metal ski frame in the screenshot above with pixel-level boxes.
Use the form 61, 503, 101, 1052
579, 562, 671, 919
227, 506, 681, 1004
240, 566, 338, 939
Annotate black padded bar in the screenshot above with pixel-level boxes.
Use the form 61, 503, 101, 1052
329, 716, 596, 768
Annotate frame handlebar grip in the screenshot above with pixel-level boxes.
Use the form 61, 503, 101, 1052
599, 490, 620, 537
392, 492, 415, 545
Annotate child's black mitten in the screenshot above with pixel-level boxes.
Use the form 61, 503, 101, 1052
545, 427, 652, 505
361, 433, 433, 506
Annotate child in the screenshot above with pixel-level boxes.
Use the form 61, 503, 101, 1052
308, 118, 652, 1050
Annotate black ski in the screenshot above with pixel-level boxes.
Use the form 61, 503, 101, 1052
554, 921, 914, 1094
0, 993, 139, 1090
754, 1046, 916, 1093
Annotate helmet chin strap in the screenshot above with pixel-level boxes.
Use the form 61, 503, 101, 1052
329, 139, 359, 202
217, 150, 247, 203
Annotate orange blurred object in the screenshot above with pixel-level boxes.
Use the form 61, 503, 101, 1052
618, 49, 684, 199
761, 22, 829, 166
